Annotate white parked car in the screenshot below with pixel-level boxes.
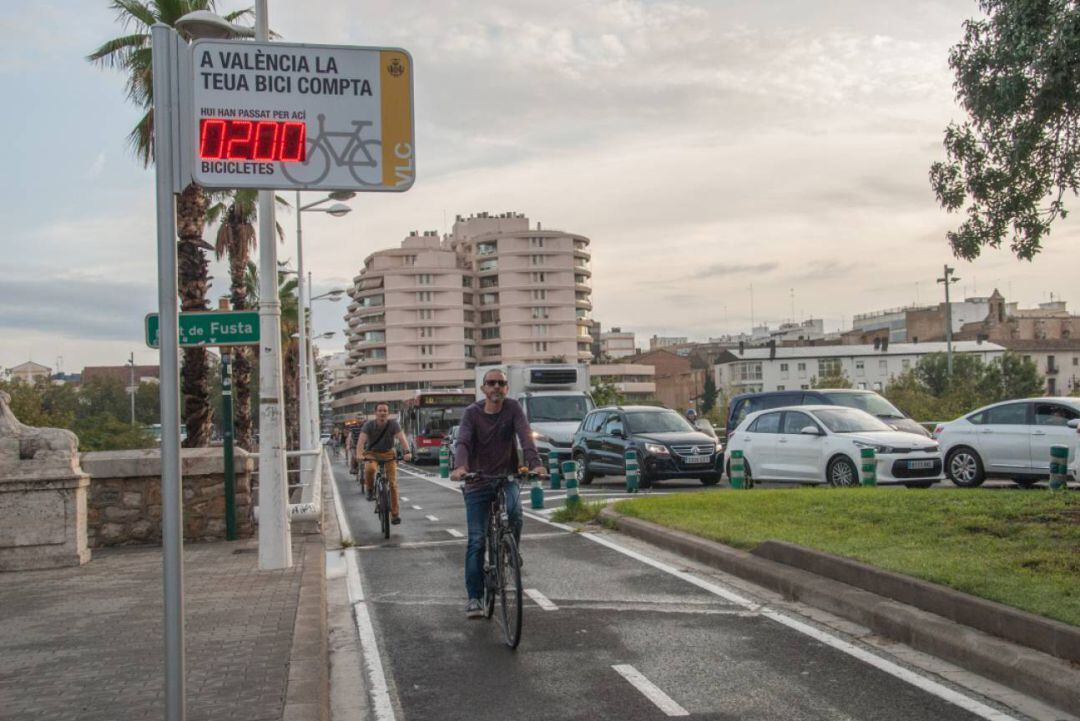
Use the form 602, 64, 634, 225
726, 405, 944, 488
933, 398, 1080, 488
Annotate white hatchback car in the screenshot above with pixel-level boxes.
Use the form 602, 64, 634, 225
933, 398, 1080, 488
726, 405, 944, 487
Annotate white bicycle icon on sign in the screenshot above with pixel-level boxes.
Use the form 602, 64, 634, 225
281, 114, 382, 186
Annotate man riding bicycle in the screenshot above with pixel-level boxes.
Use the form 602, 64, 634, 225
451, 368, 545, 619
356, 403, 412, 524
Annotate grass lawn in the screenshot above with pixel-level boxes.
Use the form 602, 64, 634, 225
613, 488, 1080, 627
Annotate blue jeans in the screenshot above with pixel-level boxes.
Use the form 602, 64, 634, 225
464, 481, 522, 601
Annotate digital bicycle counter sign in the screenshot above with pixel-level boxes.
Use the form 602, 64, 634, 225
189, 39, 414, 192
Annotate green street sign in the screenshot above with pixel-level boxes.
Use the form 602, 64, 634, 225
145, 311, 260, 348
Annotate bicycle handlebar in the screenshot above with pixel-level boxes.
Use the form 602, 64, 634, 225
459, 470, 541, 484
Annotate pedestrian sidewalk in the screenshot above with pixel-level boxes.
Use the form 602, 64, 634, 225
0, 531, 327, 721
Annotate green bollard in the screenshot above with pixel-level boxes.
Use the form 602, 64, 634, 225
1049, 445, 1068, 491
729, 449, 745, 489
860, 447, 877, 486
439, 444, 450, 479
624, 450, 639, 493
530, 477, 545, 509
548, 453, 562, 490
561, 460, 580, 507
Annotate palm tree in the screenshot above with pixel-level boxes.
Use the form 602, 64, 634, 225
87, 0, 253, 448
207, 190, 288, 451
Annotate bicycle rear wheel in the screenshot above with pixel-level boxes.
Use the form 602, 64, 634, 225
497, 533, 523, 649
378, 482, 390, 539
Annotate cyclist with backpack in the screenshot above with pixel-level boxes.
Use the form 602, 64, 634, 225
356, 403, 412, 523
451, 368, 545, 618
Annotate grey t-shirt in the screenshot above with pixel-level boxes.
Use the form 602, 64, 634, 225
360, 419, 401, 452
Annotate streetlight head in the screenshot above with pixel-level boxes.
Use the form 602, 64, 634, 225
326, 203, 351, 217
175, 10, 255, 39
329, 191, 357, 201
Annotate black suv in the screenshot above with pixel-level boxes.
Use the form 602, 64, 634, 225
726, 389, 929, 440
571, 406, 722, 488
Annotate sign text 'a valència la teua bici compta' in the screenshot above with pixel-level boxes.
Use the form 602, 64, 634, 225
190, 40, 414, 193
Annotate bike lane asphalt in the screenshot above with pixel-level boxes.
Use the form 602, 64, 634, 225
332, 461, 1031, 721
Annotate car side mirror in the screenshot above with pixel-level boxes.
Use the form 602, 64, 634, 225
1068, 419, 1080, 429
800, 426, 822, 436
612, 428, 625, 438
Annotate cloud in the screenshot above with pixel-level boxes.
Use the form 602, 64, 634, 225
692, 261, 779, 279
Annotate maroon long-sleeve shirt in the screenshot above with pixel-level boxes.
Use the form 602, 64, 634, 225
454, 398, 540, 493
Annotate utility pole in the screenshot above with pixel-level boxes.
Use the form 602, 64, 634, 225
937, 265, 961, 377
129, 351, 136, 424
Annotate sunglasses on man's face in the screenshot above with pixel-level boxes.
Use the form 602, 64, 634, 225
485, 380, 508, 387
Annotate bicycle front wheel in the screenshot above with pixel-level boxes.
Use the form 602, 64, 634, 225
497, 533, 523, 649
379, 483, 390, 539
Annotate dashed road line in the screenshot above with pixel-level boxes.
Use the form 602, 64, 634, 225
425, 514, 439, 522
524, 588, 558, 611
612, 665, 689, 717
411, 504, 423, 511
446, 529, 463, 538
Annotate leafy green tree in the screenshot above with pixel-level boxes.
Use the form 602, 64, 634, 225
74, 414, 155, 451
983, 352, 1045, 399
811, 372, 852, 389
930, 0, 1080, 260
699, 373, 719, 415
591, 381, 624, 408
134, 381, 161, 425
77, 377, 130, 422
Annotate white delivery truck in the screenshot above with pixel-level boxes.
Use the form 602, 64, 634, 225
475, 363, 595, 467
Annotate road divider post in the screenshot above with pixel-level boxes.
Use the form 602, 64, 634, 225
438, 444, 450, 479
729, 450, 745, 489
860, 448, 877, 486
530, 473, 544, 509
624, 450, 639, 493
1050, 445, 1068, 491
561, 460, 580, 508
548, 453, 562, 490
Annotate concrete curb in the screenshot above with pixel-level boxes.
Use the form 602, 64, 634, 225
599, 508, 1080, 714
282, 524, 329, 720
753, 539, 1080, 664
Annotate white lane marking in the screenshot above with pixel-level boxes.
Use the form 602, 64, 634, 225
411, 504, 423, 511
344, 549, 396, 721
401, 496, 409, 503
583, 533, 1020, 721
425, 514, 439, 522
330, 468, 353, 546
524, 588, 558, 611
446, 529, 463, 538
612, 664, 689, 717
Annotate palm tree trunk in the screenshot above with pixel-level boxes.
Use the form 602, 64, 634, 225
228, 243, 255, 451
176, 183, 213, 448
283, 338, 300, 452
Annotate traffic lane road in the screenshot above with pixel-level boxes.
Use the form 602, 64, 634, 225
350, 469, 1005, 721
332, 460, 474, 546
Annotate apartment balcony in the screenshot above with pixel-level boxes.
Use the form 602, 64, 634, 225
1047, 365, 1060, 375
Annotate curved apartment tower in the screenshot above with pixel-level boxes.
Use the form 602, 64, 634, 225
332, 212, 593, 420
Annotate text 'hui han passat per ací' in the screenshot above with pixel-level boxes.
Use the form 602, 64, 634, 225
198, 49, 374, 96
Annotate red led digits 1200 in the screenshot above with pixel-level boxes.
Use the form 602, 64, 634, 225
199, 119, 306, 162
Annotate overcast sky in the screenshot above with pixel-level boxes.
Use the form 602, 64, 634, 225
3, 0, 1078, 374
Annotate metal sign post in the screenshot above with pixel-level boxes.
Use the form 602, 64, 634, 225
150, 22, 186, 721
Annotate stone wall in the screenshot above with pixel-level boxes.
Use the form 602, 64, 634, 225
79, 448, 254, 547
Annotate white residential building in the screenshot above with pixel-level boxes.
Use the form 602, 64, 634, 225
590, 363, 656, 402
714, 341, 1006, 394
600, 328, 636, 359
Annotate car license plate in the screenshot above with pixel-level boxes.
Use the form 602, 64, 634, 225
908, 460, 935, 470
686, 455, 711, 464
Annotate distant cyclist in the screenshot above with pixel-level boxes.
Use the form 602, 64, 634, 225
345, 422, 363, 475
356, 403, 412, 524
451, 368, 545, 619
686, 408, 718, 441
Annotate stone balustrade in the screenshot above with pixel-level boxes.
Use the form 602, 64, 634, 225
79, 448, 254, 547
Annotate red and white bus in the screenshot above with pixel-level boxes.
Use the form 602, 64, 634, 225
402, 389, 475, 463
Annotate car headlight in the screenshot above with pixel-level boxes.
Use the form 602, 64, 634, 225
643, 442, 670, 455
531, 431, 551, 444
853, 440, 889, 454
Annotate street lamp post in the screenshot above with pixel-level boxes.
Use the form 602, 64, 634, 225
937, 265, 961, 377
295, 191, 351, 490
